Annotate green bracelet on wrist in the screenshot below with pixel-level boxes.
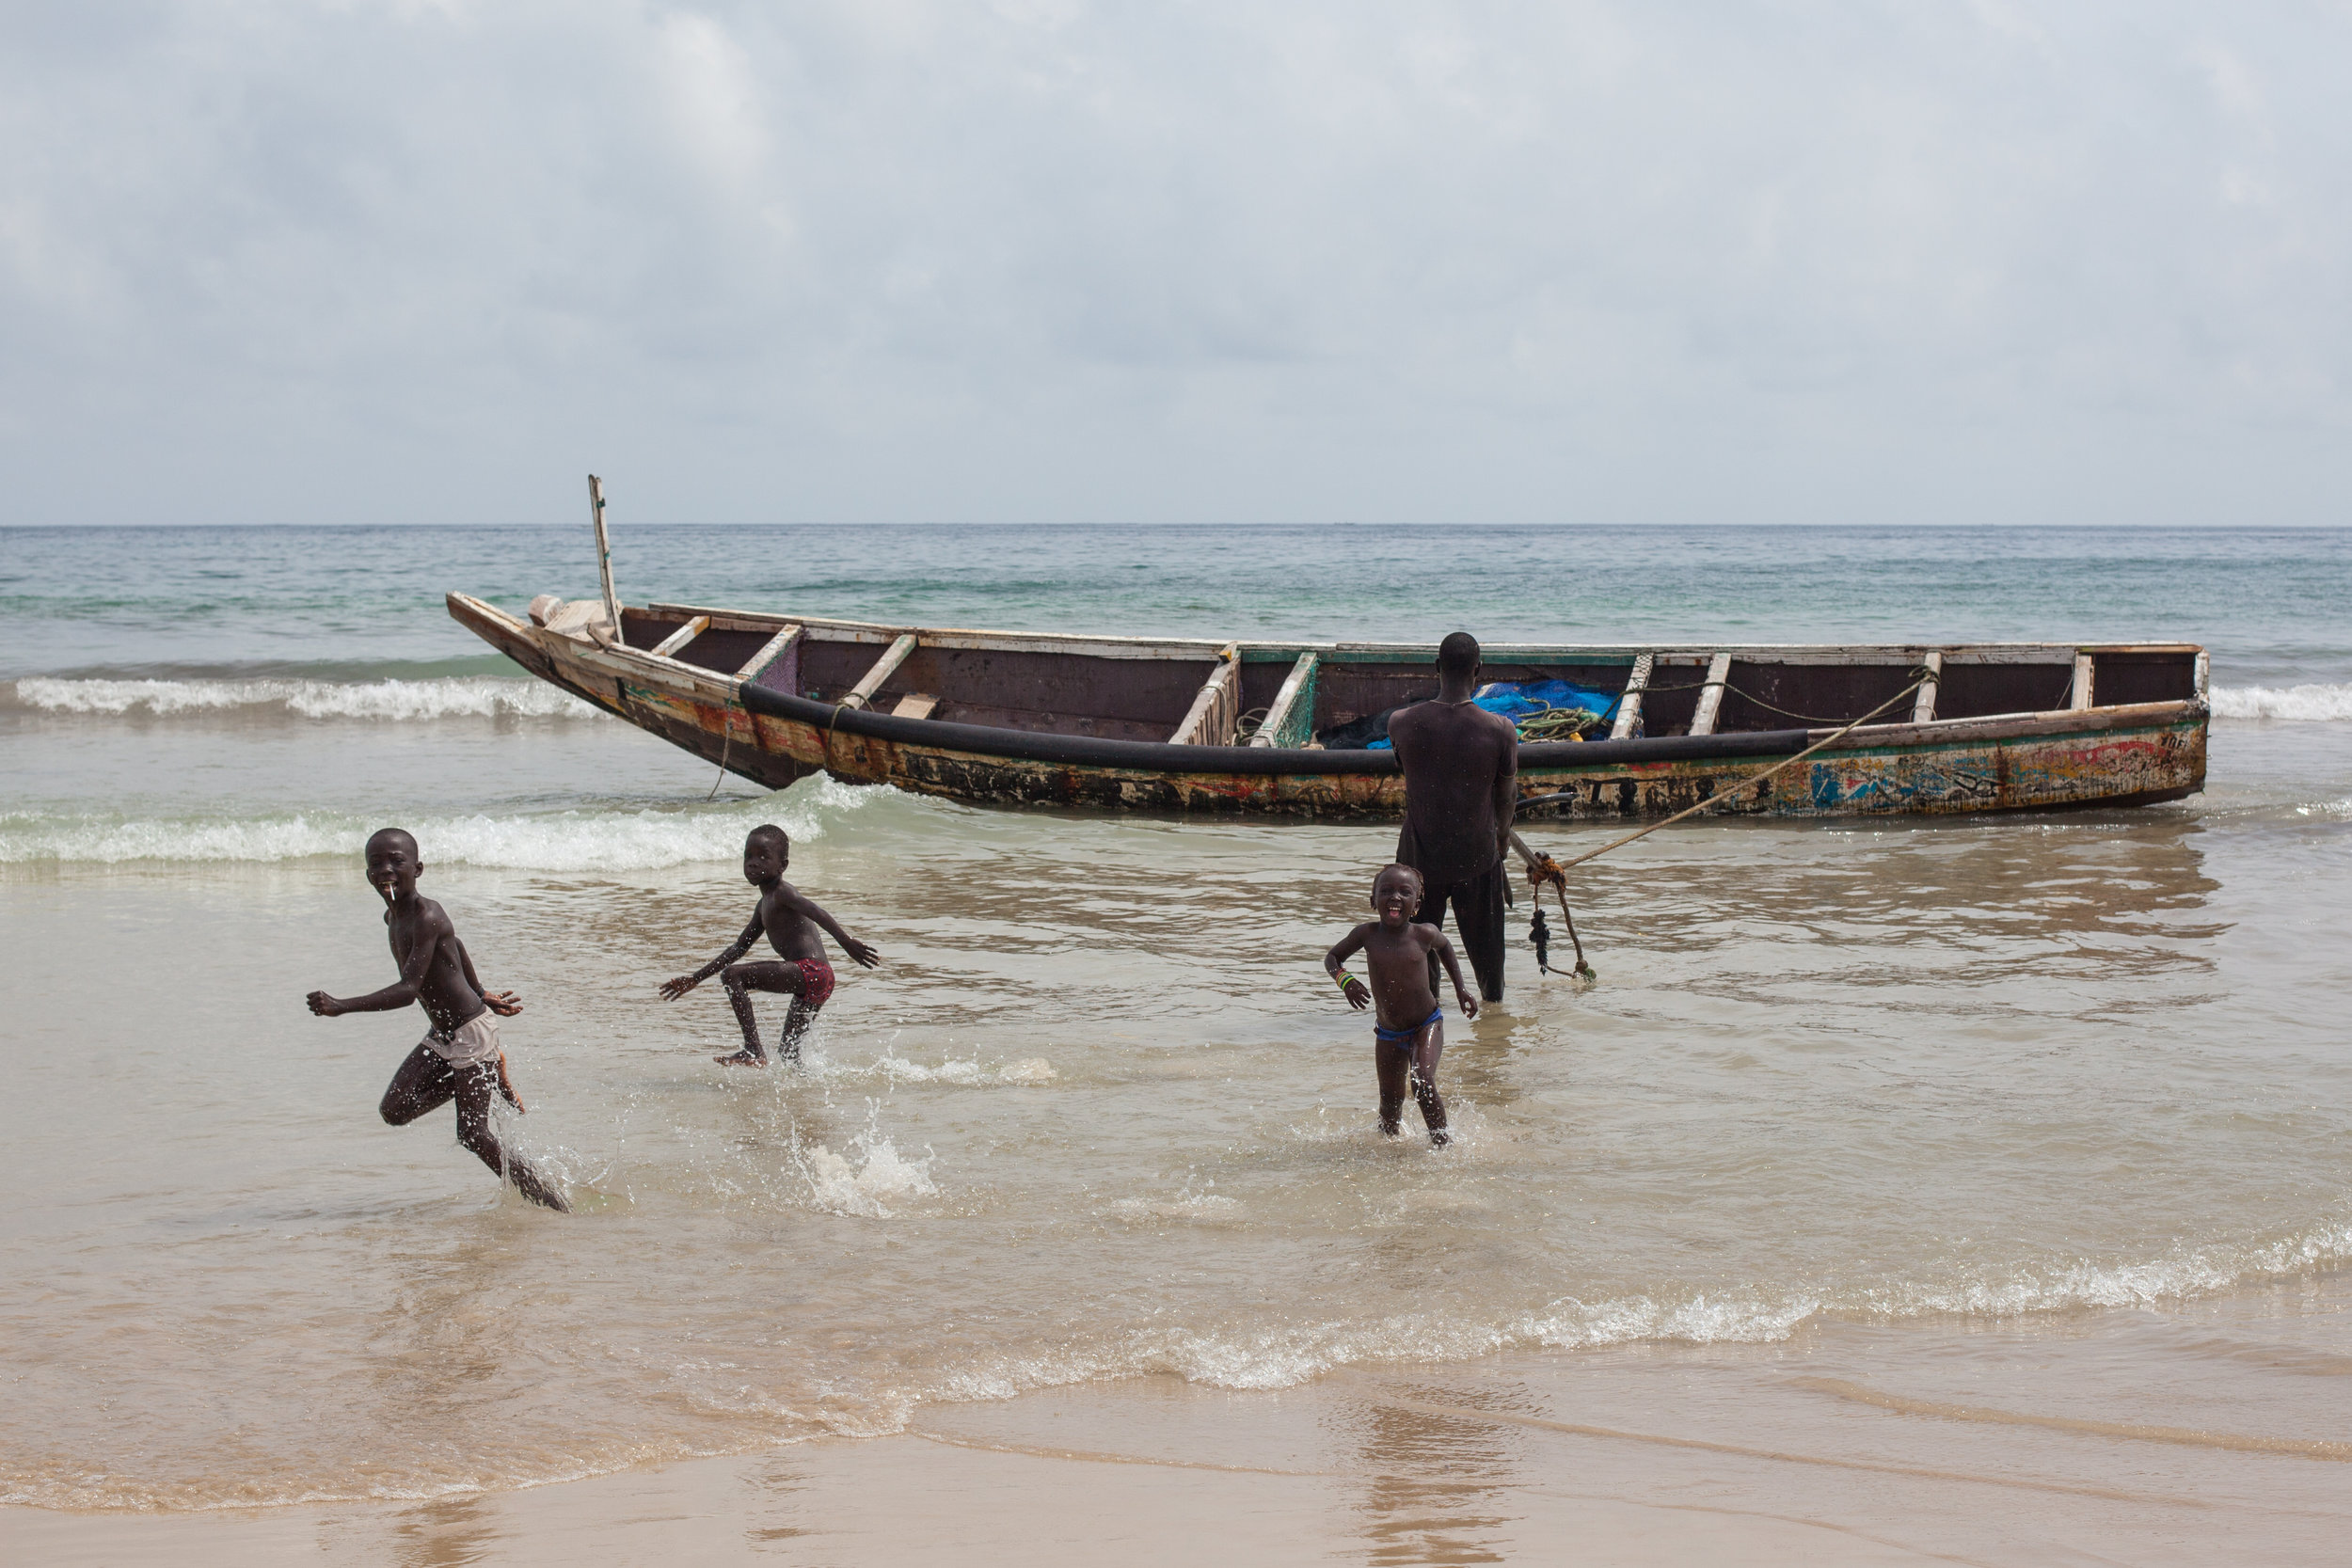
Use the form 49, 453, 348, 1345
1333, 970, 1357, 990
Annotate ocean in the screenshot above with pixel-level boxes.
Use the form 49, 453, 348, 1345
4, 523, 2350, 1518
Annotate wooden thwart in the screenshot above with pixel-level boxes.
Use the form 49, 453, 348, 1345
840, 633, 919, 711
648, 615, 710, 660
1912, 651, 1944, 725
1688, 653, 1732, 736
1170, 644, 1242, 746
890, 692, 940, 720
1609, 653, 1653, 741
736, 623, 803, 680
2072, 652, 2095, 711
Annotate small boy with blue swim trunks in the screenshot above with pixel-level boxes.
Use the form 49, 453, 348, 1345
1324, 863, 1479, 1145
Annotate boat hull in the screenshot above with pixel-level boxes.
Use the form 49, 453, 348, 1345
449, 593, 2207, 819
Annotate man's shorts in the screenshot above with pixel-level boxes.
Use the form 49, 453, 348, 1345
424, 1012, 501, 1067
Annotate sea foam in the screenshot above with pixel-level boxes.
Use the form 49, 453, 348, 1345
2208, 682, 2352, 721
796, 1132, 937, 1219
10, 676, 602, 721
832, 1055, 1057, 1087
0, 779, 879, 869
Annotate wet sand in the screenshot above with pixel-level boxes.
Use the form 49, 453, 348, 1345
12, 1298, 2350, 1565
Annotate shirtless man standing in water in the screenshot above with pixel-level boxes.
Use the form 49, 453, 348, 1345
1385, 631, 1518, 1002
306, 828, 569, 1211
659, 825, 880, 1066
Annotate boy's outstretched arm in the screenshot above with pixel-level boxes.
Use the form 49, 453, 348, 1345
1429, 928, 1480, 1020
1324, 927, 1373, 1010
659, 917, 764, 1001
777, 887, 881, 969
307, 907, 450, 1018
454, 936, 523, 1017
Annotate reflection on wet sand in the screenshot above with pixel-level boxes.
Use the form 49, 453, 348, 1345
387, 1493, 500, 1568
1332, 1382, 1524, 1566
741, 1458, 814, 1549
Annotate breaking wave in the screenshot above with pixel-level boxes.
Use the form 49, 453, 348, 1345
941, 1217, 2352, 1401
8, 675, 601, 721
0, 779, 880, 869
2209, 682, 2352, 722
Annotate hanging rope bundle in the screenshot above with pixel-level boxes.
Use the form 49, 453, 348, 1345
1513, 836, 1596, 981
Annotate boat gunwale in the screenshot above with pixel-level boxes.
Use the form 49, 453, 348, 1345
634, 599, 2201, 666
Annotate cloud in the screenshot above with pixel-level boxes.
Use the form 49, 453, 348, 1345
0, 1, 2346, 525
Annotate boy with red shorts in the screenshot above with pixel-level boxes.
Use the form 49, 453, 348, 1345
659, 825, 880, 1066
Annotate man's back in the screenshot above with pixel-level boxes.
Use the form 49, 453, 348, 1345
1387, 699, 1518, 885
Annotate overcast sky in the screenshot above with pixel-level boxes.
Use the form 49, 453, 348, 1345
3, 2, 2347, 527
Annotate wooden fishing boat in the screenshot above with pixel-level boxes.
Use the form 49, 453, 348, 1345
445, 591, 2208, 819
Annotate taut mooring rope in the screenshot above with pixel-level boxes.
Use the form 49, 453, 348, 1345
1518, 669, 1932, 876
1511, 670, 1933, 981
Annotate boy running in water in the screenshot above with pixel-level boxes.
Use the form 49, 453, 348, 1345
1324, 863, 1479, 1145
659, 824, 880, 1066
306, 828, 569, 1211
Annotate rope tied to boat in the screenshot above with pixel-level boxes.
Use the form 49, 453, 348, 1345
820, 697, 852, 769
1513, 667, 1935, 985
707, 689, 739, 800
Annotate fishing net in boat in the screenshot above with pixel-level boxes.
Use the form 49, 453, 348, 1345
1474, 679, 1621, 741
1350, 679, 1622, 749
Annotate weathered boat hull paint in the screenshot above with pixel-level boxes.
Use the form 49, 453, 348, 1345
449, 593, 2206, 820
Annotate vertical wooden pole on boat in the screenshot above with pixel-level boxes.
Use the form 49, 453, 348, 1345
588, 475, 621, 636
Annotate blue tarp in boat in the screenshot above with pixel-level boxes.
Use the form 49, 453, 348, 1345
1361, 679, 1621, 749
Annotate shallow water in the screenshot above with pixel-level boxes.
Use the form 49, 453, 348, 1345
2, 524, 2348, 1510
